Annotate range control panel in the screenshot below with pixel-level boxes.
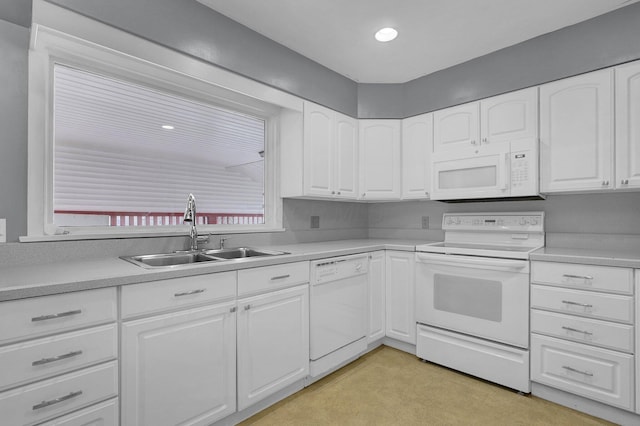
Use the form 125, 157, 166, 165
442, 212, 544, 232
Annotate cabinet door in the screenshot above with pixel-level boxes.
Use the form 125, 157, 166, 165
480, 87, 538, 144
615, 60, 640, 190
433, 102, 480, 152
334, 113, 359, 198
303, 102, 334, 196
121, 303, 236, 426
359, 120, 402, 200
402, 113, 433, 199
385, 251, 416, 344
540, 69, 614, 192
237, 285, 309, 411
368, 251, 386, 343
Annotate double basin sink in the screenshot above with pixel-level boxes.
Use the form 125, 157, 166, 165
122, 247, 289, 269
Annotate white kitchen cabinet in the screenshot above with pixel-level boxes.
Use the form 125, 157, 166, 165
359, 120, 402, 200
237, 284, 309, 411
402, 113, 433, 199
38, 398, 118, 426
616, 60, 640, 190
121, 302, 236, 426
531, 261, 636, 412
385, 251, 415, 344
480, 87, 538, 145
540, 69, 614, 193
287, 101, 358, 199
433, 102, 480, 152
368, 251, 386, 343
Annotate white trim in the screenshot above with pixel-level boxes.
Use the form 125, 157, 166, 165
27, 2, 300, 239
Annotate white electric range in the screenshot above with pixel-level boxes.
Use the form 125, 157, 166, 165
415, 212, 545, 393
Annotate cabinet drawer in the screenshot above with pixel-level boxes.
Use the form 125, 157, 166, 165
531, 310, 634, 353
531, 262, 633, 294
121, 271, 236, 318
0, 361, 118, 426
38, 398, 118, 426
531, 334, 634, 411
531, 285, 633, 324
238, 261, 309, 296
0, 324, 117, 392
0, 288, 117, 345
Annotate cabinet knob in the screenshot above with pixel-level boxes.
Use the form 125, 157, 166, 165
622, 179, 629, 185
337, 191, 341, 195
482, 138, 488, 143
244, 304, 251, 311
602, 180, 609, 186
331, 191, 335, 194
362, 193, 366, 197
470, 140, 477, 145
230, 307, 237, 313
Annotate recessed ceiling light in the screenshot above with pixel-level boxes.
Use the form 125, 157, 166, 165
161, 125, 174, 130
375, 27, 398, 42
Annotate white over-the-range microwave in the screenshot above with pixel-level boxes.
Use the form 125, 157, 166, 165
430, 138, 543, 202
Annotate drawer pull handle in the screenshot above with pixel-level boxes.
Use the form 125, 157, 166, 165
31, 309, 82, 322
32, 350, 83, 366
561, 300, 593, 308
270, 274, 290, 281
561, 326, 593, 336
33, 390, 83, 410
174, 289, 206, 297
562, 274, 593, 281
562, 366, 593, 377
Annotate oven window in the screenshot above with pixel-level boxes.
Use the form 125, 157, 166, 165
438, 166, 497, 189
433, 274, 502, 322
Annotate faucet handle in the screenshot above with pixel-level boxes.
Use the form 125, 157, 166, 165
219, 237, 228, 249
196, 234, 210, 244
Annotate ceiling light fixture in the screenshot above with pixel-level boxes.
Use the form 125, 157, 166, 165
161, 125, 175, 130
375, 27, 398, 42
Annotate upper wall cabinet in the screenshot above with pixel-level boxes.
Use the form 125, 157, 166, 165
540, 69, 614, 193
433, 88, 538, 152
402, 113, 433, 199
480, 88, 538, 145
281, 101, 358, 199
615, 60, 640, 190
433, 103, 480, 152
359, 120, 402, 200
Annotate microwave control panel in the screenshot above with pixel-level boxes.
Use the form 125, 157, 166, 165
510, 147, 538, 195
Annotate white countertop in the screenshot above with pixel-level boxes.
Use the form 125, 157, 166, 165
531, 246, 640, 268
0, 239, 422, 302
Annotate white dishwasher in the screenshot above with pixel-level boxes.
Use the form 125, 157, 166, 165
309, 254, 368, 379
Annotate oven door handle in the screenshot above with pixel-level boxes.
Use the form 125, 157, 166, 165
415, 252, 527, 271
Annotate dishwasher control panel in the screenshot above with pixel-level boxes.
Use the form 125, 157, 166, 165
311, 255, 368, 284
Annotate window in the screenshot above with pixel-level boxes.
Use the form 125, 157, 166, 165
53, 65, 266, 229
27, 21, 298, 240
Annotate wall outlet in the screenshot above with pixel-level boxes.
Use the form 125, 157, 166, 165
310, 216, 320, 229
421, 216, 429, 229
0, 218, 5, 243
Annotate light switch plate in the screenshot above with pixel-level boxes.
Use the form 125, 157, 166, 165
0, 219, 5, 243
310, 216, 320, 229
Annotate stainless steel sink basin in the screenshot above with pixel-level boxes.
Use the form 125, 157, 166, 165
122, 252, 221, 269
202, 247, 289, 260
121, 247, 289, 268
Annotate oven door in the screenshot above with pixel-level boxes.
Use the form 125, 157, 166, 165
415, 252, 529, 348
431, 143, 510, 200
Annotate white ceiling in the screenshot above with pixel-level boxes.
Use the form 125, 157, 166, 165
197, 0, 638, 83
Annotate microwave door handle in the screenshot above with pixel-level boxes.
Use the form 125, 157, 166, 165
498, 152, 509, 190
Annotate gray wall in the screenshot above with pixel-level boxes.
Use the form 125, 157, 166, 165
0, 20, 28, 242
45, 0, 358, 117
359, 1, 640, 118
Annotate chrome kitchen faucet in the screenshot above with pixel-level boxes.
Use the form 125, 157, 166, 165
183, 193, 198, 251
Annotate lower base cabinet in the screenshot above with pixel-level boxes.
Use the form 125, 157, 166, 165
237, 284, 309, 411
39, 398, 118, 426
121, 302, 236, 426
385, 251, 416, 344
